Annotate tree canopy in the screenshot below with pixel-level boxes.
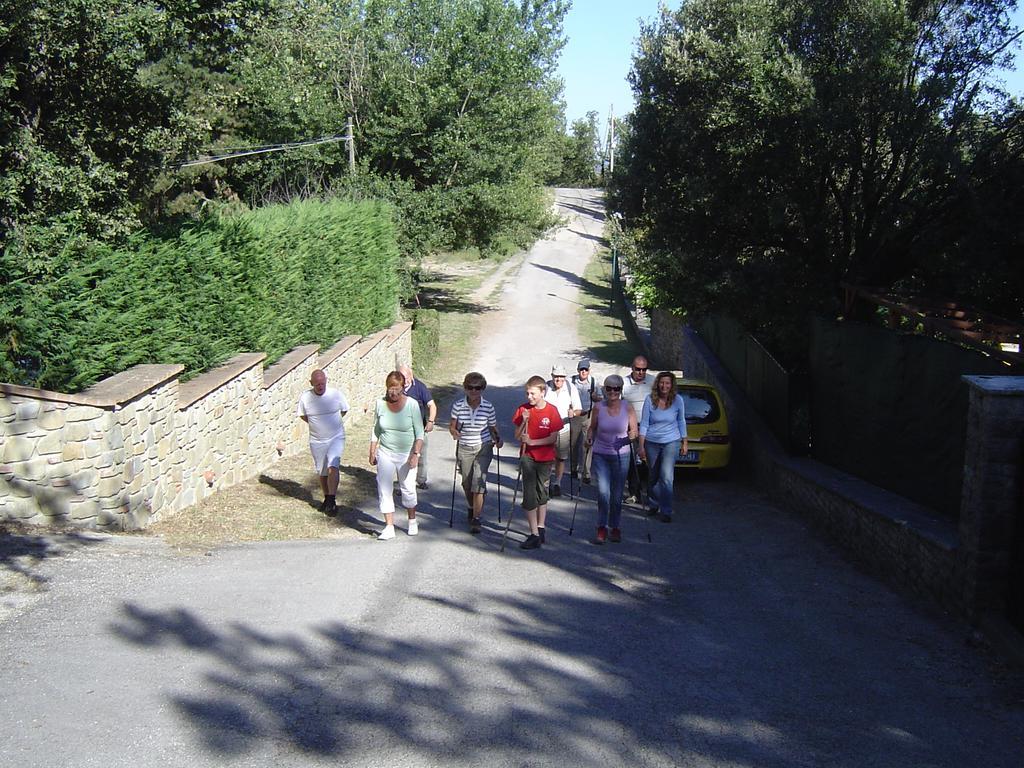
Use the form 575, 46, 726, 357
554, 110, 603, 186
2, 0, 575, 388
609, 0, 1024, 364
1, 0, 571, 259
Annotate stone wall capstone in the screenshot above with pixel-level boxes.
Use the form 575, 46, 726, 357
0, 322, 412, 530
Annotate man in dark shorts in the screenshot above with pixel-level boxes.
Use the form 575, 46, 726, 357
399, 364, 437, 489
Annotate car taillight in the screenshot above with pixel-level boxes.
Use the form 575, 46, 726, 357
697, 435, 730, 444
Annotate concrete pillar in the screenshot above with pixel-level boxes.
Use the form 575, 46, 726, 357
960, 376, 1024, 617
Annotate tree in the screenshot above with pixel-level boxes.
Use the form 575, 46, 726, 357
180, 0, 569, 253
610, 0, 1024, 364
556, 111, 603, 186
0, 0, 181, 264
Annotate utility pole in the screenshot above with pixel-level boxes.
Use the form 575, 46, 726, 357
347, 116, 356, 172
608, 104, 615, 176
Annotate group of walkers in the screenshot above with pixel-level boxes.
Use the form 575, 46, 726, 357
296, 353, 689, 549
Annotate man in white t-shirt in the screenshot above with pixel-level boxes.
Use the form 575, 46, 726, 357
546, 363, 582, 497
297, 369, 349, 516
622, 354, 651, 502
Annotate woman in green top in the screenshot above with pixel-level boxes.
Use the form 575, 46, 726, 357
369, 370, 425, 540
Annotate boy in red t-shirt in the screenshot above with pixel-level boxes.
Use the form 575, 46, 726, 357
512, 375, 564, 550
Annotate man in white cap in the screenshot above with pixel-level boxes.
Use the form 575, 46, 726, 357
570, 358, 601, 484
546, 363, 582, 496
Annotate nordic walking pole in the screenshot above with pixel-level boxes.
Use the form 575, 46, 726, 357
448, 440, 459, 528
634, 443, 653, 544
569, 482, 580, 536
500, 459, 523, 553
496, 444, 502, 524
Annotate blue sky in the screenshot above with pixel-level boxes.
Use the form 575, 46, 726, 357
557, 0, 1024, 129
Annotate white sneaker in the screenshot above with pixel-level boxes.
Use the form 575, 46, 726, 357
407, 519, 419, 536
378, 524, 396, 541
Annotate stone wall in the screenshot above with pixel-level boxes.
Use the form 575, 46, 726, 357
0, 322, 412, 530
650, 310, 1022, 623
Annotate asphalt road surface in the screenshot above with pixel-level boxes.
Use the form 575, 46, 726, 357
2, 189, 1023, 767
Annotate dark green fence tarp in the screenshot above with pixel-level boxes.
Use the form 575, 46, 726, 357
809, 317, 1007, 520
698, 316, 805, 452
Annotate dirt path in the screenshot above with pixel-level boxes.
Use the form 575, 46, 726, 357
467, 188, 610, 387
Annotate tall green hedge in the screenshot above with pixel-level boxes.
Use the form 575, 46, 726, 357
2, 198, 400, 392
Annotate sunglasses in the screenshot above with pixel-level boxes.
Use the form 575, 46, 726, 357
605, 386, 622, 392
465, 385, 483, 391
632, 367, 648, 372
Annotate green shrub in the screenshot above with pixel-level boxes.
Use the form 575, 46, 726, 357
410, 308, 440, 372
2, 198, 400, 391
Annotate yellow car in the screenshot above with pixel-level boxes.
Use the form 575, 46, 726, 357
674, 377, 731, 470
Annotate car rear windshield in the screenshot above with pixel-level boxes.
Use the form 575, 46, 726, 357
678, 388, 720, 425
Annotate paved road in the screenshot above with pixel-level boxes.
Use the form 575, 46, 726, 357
2, 189, 1023, 767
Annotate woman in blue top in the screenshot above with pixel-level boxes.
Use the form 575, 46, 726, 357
638, 371, 688, 522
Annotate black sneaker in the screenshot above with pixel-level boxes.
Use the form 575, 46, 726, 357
538, 527, 546, 543
470, 517, 482, 534
520, 534, 541, 550
417, 481, 429, 490
582, 475, 591, 485
319, 498, 329, 512
325, 499, 338, 517
550, 484, 562, 497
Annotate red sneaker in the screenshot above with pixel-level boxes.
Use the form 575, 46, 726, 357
610, 528, 621, 543
596, 526, 607, 544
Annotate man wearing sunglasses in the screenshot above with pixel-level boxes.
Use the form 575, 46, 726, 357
622, 355, 652, 502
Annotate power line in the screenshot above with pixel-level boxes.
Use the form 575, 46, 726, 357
178, 133, 351, 169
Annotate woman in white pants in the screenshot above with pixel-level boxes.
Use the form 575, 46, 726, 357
369, 371, 425, 540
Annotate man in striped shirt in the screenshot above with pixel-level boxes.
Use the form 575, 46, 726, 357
448, 371, 503, 533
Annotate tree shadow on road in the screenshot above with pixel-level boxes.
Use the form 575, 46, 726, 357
1, 521, 105, 591
106, 549, 1024, 767
555, 199, 606, 222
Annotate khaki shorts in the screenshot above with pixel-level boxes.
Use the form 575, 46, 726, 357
457, 442, 493, 494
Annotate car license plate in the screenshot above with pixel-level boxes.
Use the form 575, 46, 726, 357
680, 450, 699, 464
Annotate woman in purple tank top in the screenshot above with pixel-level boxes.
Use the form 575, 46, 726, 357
584, 374, 638, 543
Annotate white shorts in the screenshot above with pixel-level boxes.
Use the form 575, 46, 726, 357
554, 429, 571, 461
310, 434, 345, 476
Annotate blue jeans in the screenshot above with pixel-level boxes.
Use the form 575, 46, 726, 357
592, 451, 629, 529
645, 439, 680, 517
